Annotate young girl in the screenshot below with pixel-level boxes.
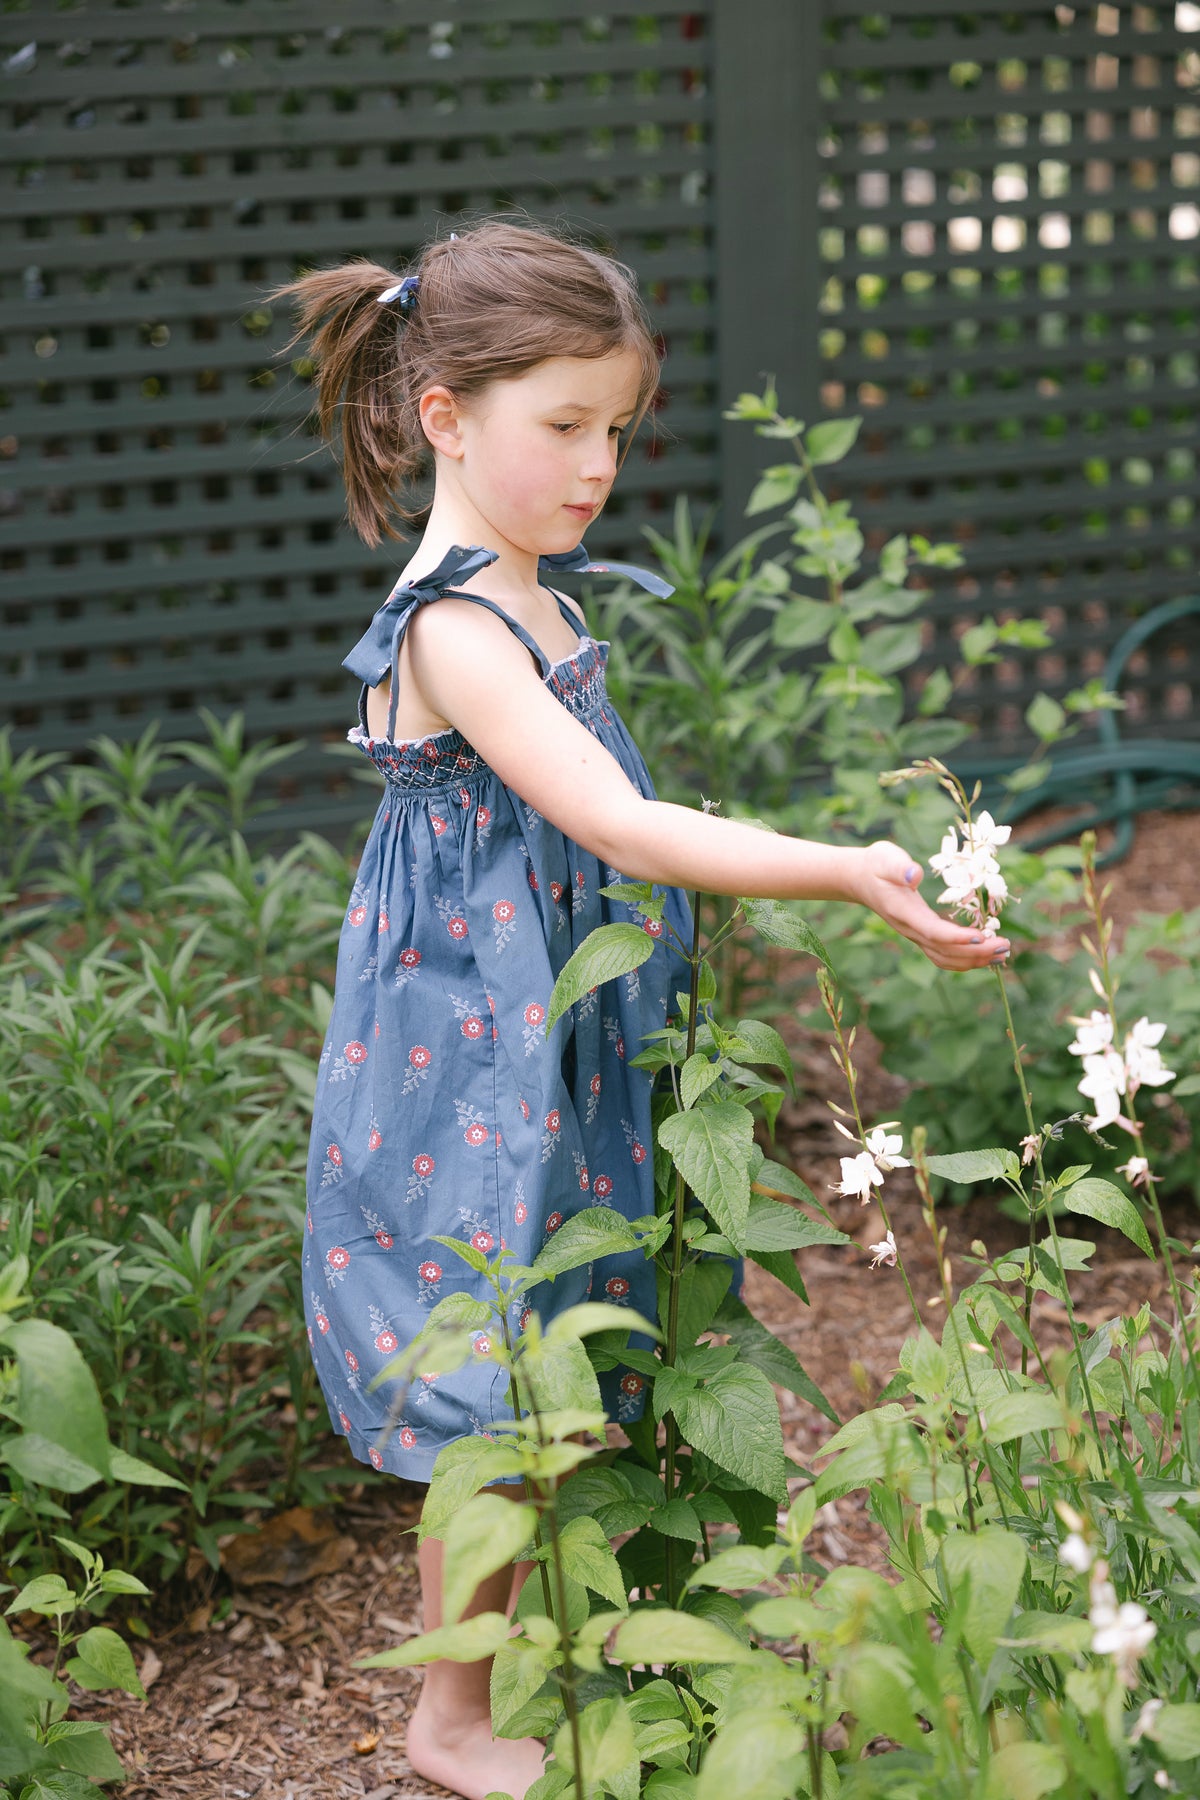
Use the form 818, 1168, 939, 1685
284, 218, 1009, 1800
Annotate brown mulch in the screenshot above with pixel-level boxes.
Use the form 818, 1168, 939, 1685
20, 808, 1200, 1800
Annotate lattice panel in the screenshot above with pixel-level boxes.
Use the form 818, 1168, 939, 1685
1, 0, 715, 833
815, 1, 1200, 753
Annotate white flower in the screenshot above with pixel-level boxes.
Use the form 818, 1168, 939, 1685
868, 1229, 898, 1269
1130, 1697, 1163, 1743
1020, 1133, 1040, 1165
928, 813, 1010, 932
969, 810, 1012, 854
864, 1126, 910, 1172
832, 1151, 882, 1202
1059, 1531, 1094, 1573
1067, 1010, 1115, 1058
1116, 1155, 1152, 1189
1076, 1047, 1127, 1130
1089, 1560, 1156, 1685
1124, 1017, 1176, 1092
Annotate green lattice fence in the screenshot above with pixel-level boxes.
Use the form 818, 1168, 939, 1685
2, 0, 716, 833
815, 0, 1200, 753
3, 1, 1198, 835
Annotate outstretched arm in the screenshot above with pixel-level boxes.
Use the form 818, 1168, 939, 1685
403, 601, 1009, 973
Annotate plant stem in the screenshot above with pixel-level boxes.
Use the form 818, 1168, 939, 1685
503, 1330, 557, 1624
662, 897, 703, 1608
522, 1365, 585, 1800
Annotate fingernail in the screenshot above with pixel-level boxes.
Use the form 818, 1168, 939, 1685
971, 934, 983, 944
904, 865, 919, 884
992, 949, 1009, 961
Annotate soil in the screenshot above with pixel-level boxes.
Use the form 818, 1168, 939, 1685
24, 809, 1200, 1800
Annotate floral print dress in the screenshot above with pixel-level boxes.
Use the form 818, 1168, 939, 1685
302, 542, 692, 1482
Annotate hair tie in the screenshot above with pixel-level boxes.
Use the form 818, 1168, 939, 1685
376, 274, 420, 315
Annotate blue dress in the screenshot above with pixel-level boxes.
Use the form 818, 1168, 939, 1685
302, 542, 693, 1482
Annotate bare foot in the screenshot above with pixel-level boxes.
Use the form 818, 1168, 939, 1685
406, 1702, 546, 1800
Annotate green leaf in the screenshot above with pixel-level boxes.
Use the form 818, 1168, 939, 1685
746, 465, 802, 516
685, 1544, 788, 1591
441, 1494, 537, 1627
681, 1053, 724, 1111
1025, 692, 1066, 741
614, 1609, 759, 1667
772, 598, 837, 650
649, 1499, 703, 1542
356, 1611, 512, 1668
696, 1705, 805, 1800
743, 1194, 844, 1252
738, 899, 830, 967
547, 924, 657, 1030
1062, 1177, 1153, 1257
5, 1575, 75, 1618
420, 1435, 527, 1543
675, 1363, 788, 1503
490, 1639, 560, 1736
562, 1694, 639, 1797
924, 1148, 1020, 1185
0, 1253, 30, 1312
658, 1103, 757, 1251
545, 1303, 657, 1345
41, 1720, 125, 1783
805, 417, 861, 465
519, 1329, 605, 1419
747, 1249, 809, 1304
64, 1626, 146, 1699
645, 1771, 698, 1799
1143, 1701, 1200, 1763
107, 1448, 188, 1490
527, 1207, 642, 1283
724, 1019, 794, 1084
0, 1435, 104, 1495
557, 1514, 629, 1609
3, 1320, 111, 1480
859, 622, 923, 675
663, 1259, 732, 1350
981, 1389, 1065, 1445
941, 1526, 1027, 1668
982, 1740, 1067, 1800
712, 1296, 838, 1423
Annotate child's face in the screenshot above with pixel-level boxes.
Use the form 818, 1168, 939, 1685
451, 351, 645, 554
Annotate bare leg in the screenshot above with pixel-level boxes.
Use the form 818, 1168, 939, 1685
405, 1489, 546, 1800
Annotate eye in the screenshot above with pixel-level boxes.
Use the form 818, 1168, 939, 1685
551, 422, 579, 435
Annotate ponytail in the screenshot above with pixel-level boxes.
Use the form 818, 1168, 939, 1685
273, 219, 663, 550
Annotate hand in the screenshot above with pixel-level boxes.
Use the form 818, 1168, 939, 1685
851, 840, 1011, 972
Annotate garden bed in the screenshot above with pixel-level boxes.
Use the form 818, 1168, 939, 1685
40, 808, 1200, 1800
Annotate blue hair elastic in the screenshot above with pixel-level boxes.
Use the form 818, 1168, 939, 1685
376, 274, 420, 315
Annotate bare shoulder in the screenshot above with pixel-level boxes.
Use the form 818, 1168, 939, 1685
547, 586, 587, 630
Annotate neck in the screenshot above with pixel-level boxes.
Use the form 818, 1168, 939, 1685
411, 495, 543, 600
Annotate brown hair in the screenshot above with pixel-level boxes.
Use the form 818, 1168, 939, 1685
271, 217, 662, 548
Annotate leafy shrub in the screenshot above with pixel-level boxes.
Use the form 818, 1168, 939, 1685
0, 717, 368, 1584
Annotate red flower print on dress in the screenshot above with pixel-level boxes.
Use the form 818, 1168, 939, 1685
368, 1446, 385, 1470
471, 1229, 494, 1253
518, 1306, 532, 1333
491, 896, 517, 953
475, 804, 493, 846
606, 1276, 631, 1301
348, 905, 367, 927
545, 1212, 563, 1235
378, 909, 390, 931
403, 1043, 432, 1096
338, 1409, 353, 1433
572, 869, 587, 916
593, 1175, 614, 1201
519, 1096, 530, 1122
346, 1041, 367, 1064
360, 1204, 394, 1249
448, 915, 468, 939
586, 1072, 602, 1126
367, 1304, 398, 1355
528, 868, 539, 891
417, 1260, 443, 1304
455, 1098, 491, 1148
617, 1371, 645, 1421
345, 1349, 359, 1373
310, 1292, 331, 1334
325, 1245, 350, 1287
540, 1108, 563, 1165
458, 785, 471, 810
623, 1118, 647, 1164
472, 1332, 492, 1357
573, 1152, 590, 1192
522, 1000, 547, 1056
328, 1038, 367, 1082
549, 880, 564, 904
400, 946, 421, 968
430, 813, 447, 836
368, 1120, 383, 1152
321, 1143, 344, 1188
461, 1015, 484, 1039
464, 1122, 489, 1147
394, 944, 422, 991
643, 918, 663, 938
399, 1425, 417, 1449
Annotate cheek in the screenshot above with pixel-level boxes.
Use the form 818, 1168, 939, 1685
487, 433, 562, 507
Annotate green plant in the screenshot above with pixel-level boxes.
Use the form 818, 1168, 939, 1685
357, 803, 1199, 1800
0, 1252, 153, 1798
0, 715, 370, 1586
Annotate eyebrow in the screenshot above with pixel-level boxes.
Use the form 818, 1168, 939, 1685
551, 400, 637, 416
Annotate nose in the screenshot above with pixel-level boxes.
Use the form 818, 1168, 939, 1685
580, 431, 617, 484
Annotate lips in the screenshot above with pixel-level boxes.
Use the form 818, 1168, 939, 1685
564, 502, 596, 516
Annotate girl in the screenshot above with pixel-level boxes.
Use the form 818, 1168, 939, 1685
282, 218, 1009, 1800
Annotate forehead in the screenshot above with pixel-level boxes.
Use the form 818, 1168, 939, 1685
499, 352, 644, 412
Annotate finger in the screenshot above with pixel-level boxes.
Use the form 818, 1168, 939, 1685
903, 861, 922, 887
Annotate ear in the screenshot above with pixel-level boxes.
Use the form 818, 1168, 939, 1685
418, 384, 466, 459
